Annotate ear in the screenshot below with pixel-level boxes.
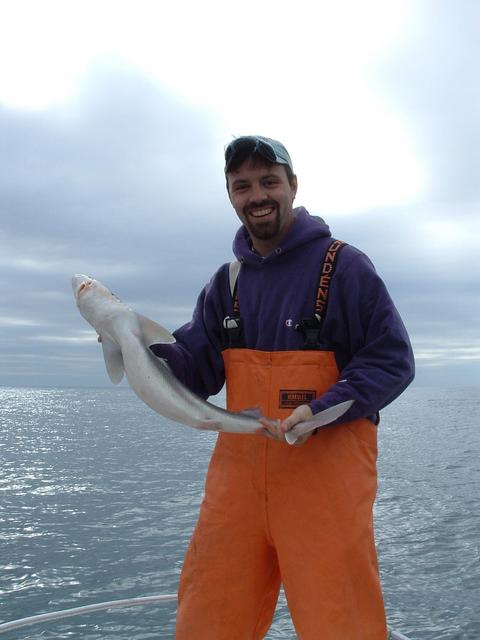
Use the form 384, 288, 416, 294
226, 175, 233, 202
290, 174, 298, 200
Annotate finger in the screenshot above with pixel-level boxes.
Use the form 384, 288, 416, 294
258, 418, 284, 441
280, 405, 313, 433
280, 415, 298, 433
254, 426, 276, 440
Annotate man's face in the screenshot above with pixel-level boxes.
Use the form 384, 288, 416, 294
227, 158, 298, 256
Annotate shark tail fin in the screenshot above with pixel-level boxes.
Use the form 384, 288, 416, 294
285, 399, 354, 445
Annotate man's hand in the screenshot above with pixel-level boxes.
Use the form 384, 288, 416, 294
258, 404, 313, 445
256, 418, 285, 441
280, 404, 313, 446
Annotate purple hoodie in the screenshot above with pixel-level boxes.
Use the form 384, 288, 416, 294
151, 207, 415, 424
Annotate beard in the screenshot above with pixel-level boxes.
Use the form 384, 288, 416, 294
244, 201, 281, 241
247, 215, 281, 240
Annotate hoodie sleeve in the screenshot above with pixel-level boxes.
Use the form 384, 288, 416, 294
149, 265, 230, 399
309, 249, 415, 423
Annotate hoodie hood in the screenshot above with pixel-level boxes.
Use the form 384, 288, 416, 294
232, 207, 331, 265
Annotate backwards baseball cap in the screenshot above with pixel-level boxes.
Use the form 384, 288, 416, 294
224, 135, 294, 173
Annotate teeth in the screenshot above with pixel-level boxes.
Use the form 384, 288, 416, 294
250, 207, 273, 218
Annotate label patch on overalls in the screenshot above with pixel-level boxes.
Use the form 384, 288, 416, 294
279, 390, 316, 408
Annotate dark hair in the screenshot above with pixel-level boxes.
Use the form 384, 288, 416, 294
225, 146, 295, 191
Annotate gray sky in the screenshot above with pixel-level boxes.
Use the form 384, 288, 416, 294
0, 0, 479, 388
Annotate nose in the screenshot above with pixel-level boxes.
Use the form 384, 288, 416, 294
248, 182, 268, 205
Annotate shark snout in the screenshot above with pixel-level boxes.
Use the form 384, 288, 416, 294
72, 274, 93, 299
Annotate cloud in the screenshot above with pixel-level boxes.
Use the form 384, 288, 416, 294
0, 66, 236, 281
0, 51, 479, 388
0, 67, 241, 386
330, 199, 480, 386
1, 66, 228, 230
373, 1, 480, 204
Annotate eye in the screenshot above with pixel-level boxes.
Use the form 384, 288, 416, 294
232, 182, 249, 193
264, 178, 279, 188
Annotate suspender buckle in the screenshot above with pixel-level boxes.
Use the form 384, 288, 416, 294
295, 314, 323, 350
222, 315, 244, 349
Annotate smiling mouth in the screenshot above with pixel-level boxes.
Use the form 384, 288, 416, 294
248, 206, 275, 218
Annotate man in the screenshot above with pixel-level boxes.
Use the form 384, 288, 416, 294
151, 135, 415, 639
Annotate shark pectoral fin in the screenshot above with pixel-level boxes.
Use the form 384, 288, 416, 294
194, 419, 223, 431
136, 313, 176, 347
101, 338, 125, 384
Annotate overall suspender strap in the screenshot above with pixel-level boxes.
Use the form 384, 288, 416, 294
229, 260, 241, 315
222, 261, 244, 348
223, 240, 347, 350
296, 239, 347, 349
314, 239, 346, 318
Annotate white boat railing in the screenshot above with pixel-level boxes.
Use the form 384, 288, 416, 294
0, 595, 411, 639
0, 594, 176, 634
389, 631, 411, 640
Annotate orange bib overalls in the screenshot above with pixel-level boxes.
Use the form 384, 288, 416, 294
175, 347, 387, 639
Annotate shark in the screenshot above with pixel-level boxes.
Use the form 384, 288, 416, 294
72, 274, 353, 443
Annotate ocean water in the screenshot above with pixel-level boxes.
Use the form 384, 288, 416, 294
0, 385, 479, 639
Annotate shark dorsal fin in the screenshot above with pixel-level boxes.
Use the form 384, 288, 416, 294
239, 407, 262, 419
136, 313, 176, 347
